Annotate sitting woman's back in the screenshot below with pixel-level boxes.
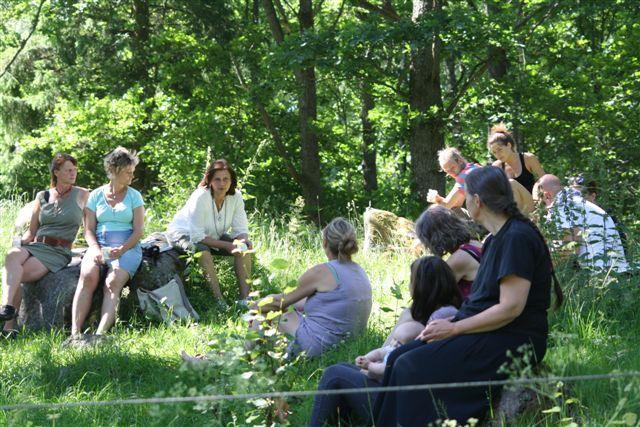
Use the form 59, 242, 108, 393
295, 259, 371, 356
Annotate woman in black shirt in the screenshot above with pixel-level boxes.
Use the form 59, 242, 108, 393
374, 166, 562, 426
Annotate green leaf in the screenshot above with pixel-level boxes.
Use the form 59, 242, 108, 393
266, 311, 281, 320
622, 412, 637, 426
270, 258, 289, 270
542, 406, 561, 414
258, 296, 274, 307
380, 306, 393, 313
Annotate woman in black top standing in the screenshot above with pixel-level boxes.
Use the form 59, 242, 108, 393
374, 166, 562, 426
488, 123, 545, 193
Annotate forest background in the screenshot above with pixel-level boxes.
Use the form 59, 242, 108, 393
1, 0, 639, 226
2, 1, 640, 426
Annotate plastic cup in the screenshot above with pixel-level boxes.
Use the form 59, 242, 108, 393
12, 237, 21, 248
101, 247, 111, 262
427, 189, 439, 203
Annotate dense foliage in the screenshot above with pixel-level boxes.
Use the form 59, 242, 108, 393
1, 0, 639, 223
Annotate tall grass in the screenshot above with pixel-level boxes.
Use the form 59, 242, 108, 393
0, 200, 638, 426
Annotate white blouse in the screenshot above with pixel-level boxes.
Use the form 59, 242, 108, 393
167, 187, 249, 244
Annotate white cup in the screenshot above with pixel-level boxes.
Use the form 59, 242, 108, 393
235, 242, 249, 253
427, 189, 439, 203
101, 247, 111, 262
12, 237, 22, 248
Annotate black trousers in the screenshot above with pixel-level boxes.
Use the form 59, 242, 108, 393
373, 332, 547, 426
308, 363, 381, 427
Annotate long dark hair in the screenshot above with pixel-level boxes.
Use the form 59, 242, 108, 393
410, 256, 463, 324
465, 166, 563, 308
200, 159, 237, 196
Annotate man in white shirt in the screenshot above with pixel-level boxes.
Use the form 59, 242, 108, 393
536, 174, 628, 273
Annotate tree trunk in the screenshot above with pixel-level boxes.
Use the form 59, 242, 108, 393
132, 0, 155, 191
298, 0, 322, 220
360, 80, 378, 195
261, 0, 322, 221
409, 0, 445, 200
486, 0, 508, 81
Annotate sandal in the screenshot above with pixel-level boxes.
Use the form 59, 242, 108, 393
0, 305, 17, 321
1, 329, 18, 340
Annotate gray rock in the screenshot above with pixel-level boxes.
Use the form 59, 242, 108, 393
492, 386, 540, 425
18, 249, 185, 331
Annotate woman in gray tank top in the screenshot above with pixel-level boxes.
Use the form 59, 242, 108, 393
1, 154, 89, 337
252, 217, 372, 357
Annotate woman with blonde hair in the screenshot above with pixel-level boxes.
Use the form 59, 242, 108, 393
71, 147, 144, 337
253, 217, 372, 357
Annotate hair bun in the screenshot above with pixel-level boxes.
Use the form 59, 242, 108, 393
489, 122, 510, 136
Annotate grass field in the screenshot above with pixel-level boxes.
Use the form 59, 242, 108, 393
1, 198, 639, 426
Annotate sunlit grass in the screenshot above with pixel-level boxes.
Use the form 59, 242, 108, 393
0, 200, 638, 426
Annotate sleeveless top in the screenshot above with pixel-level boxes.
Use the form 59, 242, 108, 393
36, 187, 83, 242
456, 243, 482, 300
501, 152, 536, 193
294, 260, 372, 357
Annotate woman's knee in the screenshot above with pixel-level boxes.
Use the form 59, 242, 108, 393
319, 364, 348, 389
78, 266, 100, 290
4, 248, 26, 265
104, 273, 126, 295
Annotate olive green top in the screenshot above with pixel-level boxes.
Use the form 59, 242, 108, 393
35, 187, 83, 242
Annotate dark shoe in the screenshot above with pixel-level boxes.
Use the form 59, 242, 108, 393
0, 305, 17, 321
1, 329, 18, 340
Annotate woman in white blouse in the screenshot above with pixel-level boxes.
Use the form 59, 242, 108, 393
167, 159, 252, 304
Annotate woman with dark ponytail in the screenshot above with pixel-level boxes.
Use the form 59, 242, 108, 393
374, 166, 562, 426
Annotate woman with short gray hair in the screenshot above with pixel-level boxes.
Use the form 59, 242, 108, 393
70, 146, 144, 338
415, 205, 482, 300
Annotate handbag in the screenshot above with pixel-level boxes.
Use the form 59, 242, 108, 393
136, 275, 200, 322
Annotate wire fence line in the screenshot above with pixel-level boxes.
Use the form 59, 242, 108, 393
1, 371, 639, 412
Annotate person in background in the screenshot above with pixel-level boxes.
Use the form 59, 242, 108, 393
487, 123, 545, 194
426, 147, 480, 209
167, 159, 252, 305
1, 154, 88, 338
536, 174, 628, 273
71, 147, 144, 337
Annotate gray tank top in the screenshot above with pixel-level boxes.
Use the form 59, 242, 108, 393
298, 260, 372, 351
36, 187, 83, 241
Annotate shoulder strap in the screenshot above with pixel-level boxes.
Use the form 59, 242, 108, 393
325, 261, 341, 286
44, 190, 50, 203
459, 245, 481, 263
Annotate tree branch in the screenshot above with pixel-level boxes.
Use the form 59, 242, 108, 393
262, 0, 286, 43
351, 0, 400, 22
443, 59, 487, 118
0, 0, 47, 81
230, 55, 303, 185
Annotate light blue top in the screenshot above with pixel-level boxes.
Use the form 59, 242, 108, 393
87, 185, 144, 233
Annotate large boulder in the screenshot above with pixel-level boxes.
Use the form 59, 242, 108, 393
18, 248, 185, 331
363, 208, 421, 254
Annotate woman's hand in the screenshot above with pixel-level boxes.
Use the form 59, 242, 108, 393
109, 245, 125, 260
90, 245, 103, 264
355, 355, 370, 369
417, 319, 458, 342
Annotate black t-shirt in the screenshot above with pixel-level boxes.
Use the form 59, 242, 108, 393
454, 218, 552, 338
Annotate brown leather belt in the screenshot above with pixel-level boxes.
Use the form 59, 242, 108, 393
35, 235, 72, 249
